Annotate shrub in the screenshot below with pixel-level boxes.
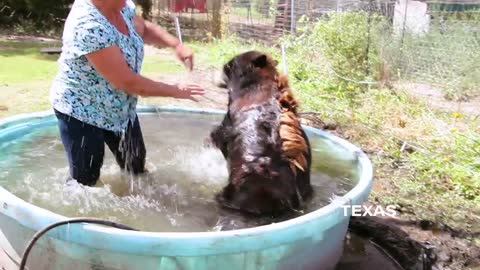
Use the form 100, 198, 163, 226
311, 12, 389, 84
0, 0, 73, 29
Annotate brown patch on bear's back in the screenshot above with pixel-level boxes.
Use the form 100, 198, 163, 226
276, 74, 308, 174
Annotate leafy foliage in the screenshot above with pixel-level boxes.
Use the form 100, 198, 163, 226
0, 0, 73, 28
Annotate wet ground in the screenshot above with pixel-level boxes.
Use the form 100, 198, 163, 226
337, 233, 402, 270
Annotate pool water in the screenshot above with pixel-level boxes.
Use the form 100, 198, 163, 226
0, 111, 360, 232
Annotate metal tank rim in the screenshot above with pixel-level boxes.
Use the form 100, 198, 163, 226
0, 105, 374, 256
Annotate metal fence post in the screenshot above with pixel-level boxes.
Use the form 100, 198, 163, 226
365, 0, 373, 77
398, 0, 409, 68
174, 16, 183, 44
400, 0, 409, 48
290, 0, 295, 33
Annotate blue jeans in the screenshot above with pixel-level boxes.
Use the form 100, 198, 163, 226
54, 109, 146, 186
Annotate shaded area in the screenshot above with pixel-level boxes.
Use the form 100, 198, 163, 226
348, 212, 480, 270
336, 232, 402, 270
0, 40, 61, 58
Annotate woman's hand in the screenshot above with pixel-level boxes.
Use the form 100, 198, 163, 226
175, 43, 194, 71
85, 46, 206, 98
134, 16, 195, 71
174, 83, 205, 101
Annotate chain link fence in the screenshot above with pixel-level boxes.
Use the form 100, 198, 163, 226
145, 0, 480, 138
148, 0, 480, 108
393, 1, 480, 104
145, 0, 480, 210
235, 0, 480, 114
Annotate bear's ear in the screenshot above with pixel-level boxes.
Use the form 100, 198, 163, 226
252, 54, 268, 68
273, 59, 279, 66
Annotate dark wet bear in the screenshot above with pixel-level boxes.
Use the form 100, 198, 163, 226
209, 50, 313, 217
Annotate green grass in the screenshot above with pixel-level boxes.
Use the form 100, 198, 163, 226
399, 30, 480, 100
0, 41, 187, 118
189, 36, 279, 68
141, 54, 185, 75
0, 40, 184, 86
229, 7, 266, 21
0, 81, 52, 118
0, 41, 60, 85
1, 34, 479, 237
0, 40, 61, 117
191, 36, 480, 235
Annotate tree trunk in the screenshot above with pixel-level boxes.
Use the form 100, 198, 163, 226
211, 0, 222, 38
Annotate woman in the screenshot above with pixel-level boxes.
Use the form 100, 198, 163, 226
50, 0, 205, 186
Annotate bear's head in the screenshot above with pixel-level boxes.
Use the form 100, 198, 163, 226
214, 51, 279, 92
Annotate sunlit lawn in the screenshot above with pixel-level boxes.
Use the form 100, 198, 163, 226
0, 40, 185, 118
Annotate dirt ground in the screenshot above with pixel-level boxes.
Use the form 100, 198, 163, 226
348, 203, 480, 270
1, 36, 479, 270
299, 117, 480, 270
394, 82, 480, 117
155, 66, 480, 270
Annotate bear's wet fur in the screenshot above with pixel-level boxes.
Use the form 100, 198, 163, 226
209, 50, 313, 217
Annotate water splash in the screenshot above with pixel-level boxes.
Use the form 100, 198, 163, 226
0, 114, 357, 232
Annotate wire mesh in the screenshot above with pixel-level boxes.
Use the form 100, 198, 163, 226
147, 0, 479, 102
145, 0, 480, 191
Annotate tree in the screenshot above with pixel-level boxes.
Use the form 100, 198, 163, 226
134, 0, 153, 20
0, 0, 73, 27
